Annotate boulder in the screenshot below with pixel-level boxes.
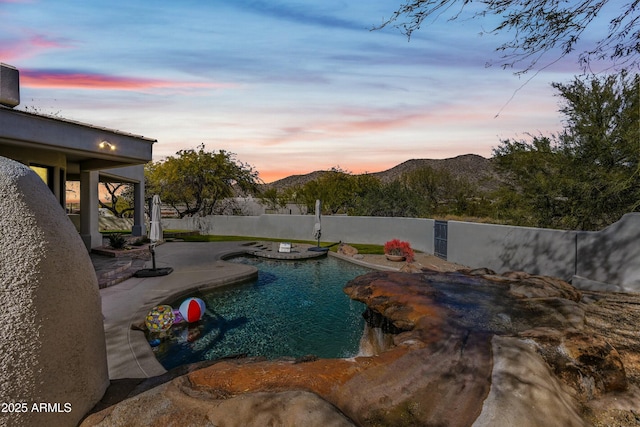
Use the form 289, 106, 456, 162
82, 267, 640, 426
399, 262, 423, 273
83, 382, 355, 427
0, 157, 108, 427
337, 243, 358, 257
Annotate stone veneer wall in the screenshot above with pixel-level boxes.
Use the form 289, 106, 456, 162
0, 157, 108, 427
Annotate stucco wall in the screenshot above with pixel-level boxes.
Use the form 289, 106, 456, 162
163, 213, 640, 292
446, 221, 578, 281
446, 214, 640, 292
0, 157, 108, 426
574, 213, 640, 293
163, 215, 435, 253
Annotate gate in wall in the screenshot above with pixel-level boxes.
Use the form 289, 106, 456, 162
434, 220, 448, 260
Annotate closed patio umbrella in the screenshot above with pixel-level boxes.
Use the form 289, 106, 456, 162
149, 194, 162, 243
135, 194, 173, 277
309, 200, 332, 253
312, 199, 321, 246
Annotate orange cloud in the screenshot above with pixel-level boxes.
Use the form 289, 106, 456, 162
21, 70, 238, 91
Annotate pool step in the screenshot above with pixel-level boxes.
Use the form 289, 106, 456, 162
96, 258, 148, 289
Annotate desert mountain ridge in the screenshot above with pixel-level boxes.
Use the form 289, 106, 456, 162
264, 154, 499, 192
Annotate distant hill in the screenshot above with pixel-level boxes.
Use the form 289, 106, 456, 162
265, 154, 500, 193
264, 170, 329, 190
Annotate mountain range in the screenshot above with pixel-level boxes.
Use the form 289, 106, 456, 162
265, 154, 500, 192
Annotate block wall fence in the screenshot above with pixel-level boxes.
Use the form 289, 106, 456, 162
140, 213, 640, 293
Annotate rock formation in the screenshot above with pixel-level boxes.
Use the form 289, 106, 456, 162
82, 267, 640, 426
337, 243, 358, 257
0, 157, 109, 427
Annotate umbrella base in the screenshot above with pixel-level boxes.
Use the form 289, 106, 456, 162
133, 267, 174, 277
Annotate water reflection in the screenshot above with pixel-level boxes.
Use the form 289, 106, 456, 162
150, 256, 370, 370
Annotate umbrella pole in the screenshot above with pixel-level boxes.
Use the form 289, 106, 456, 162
133, 242, 173, 277
150, 243, 156, 270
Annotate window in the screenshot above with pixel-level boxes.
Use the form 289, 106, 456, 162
29, 164, 54, 191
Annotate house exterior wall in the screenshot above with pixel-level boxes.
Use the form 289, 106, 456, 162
0, 144, 67, 204
99, 165, 147, 238
0, 108, 153, 165
0, 106, 154, 249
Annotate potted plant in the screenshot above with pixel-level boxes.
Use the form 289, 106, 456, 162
384, 239, 415, 263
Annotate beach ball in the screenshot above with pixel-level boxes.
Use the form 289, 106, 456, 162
145, 305, 175, 332
179, 297, 206, 323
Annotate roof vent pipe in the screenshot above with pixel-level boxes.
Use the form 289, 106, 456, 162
0, 63, 20, 108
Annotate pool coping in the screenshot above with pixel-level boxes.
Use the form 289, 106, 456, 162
126, 257, 259, 379
102, 241, 393, 380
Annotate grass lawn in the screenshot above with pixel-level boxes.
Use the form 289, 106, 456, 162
169, 232, 386, 255
100, 229, 389, 255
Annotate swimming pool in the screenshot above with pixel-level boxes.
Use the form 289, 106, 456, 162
150, 255, 371, 370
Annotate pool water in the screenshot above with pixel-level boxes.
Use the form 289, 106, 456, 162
151, 255, 370, 370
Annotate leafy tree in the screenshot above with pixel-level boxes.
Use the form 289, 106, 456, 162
349, 174, 384, 214
403, 166, 480, 216
347, 166, 483, 218
378, 0, 640, 73
99, 182, 134, 218
283, 186, 311, 215
258, 187, 289, 213
145, 144, 260, 218
300, 168, 381, 215
554, 72, 640, 228
493, 72, 640, 230
353, 179, 424, 217
492, 136, 568, 227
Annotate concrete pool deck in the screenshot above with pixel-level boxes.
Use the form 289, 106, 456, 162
100, 241, 261, 379
98, 241, 463, 380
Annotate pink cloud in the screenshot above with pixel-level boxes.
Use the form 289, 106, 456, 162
0, 45, 25, 61
21, 70, 238, 91
330, 113, 425, 134
28, 34, 67, 49
0, 34, 71, 61
251, 106, 462, 148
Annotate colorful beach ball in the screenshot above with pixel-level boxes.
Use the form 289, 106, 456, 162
179, 297, 206, 323
145, 305, 175, 332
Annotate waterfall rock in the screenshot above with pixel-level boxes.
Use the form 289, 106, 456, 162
0, 157, 108, 427
82, 269, 640, 426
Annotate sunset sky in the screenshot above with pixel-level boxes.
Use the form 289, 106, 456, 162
0, 0, 613, 182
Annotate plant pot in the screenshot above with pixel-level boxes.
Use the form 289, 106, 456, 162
385, 254, 405, 262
